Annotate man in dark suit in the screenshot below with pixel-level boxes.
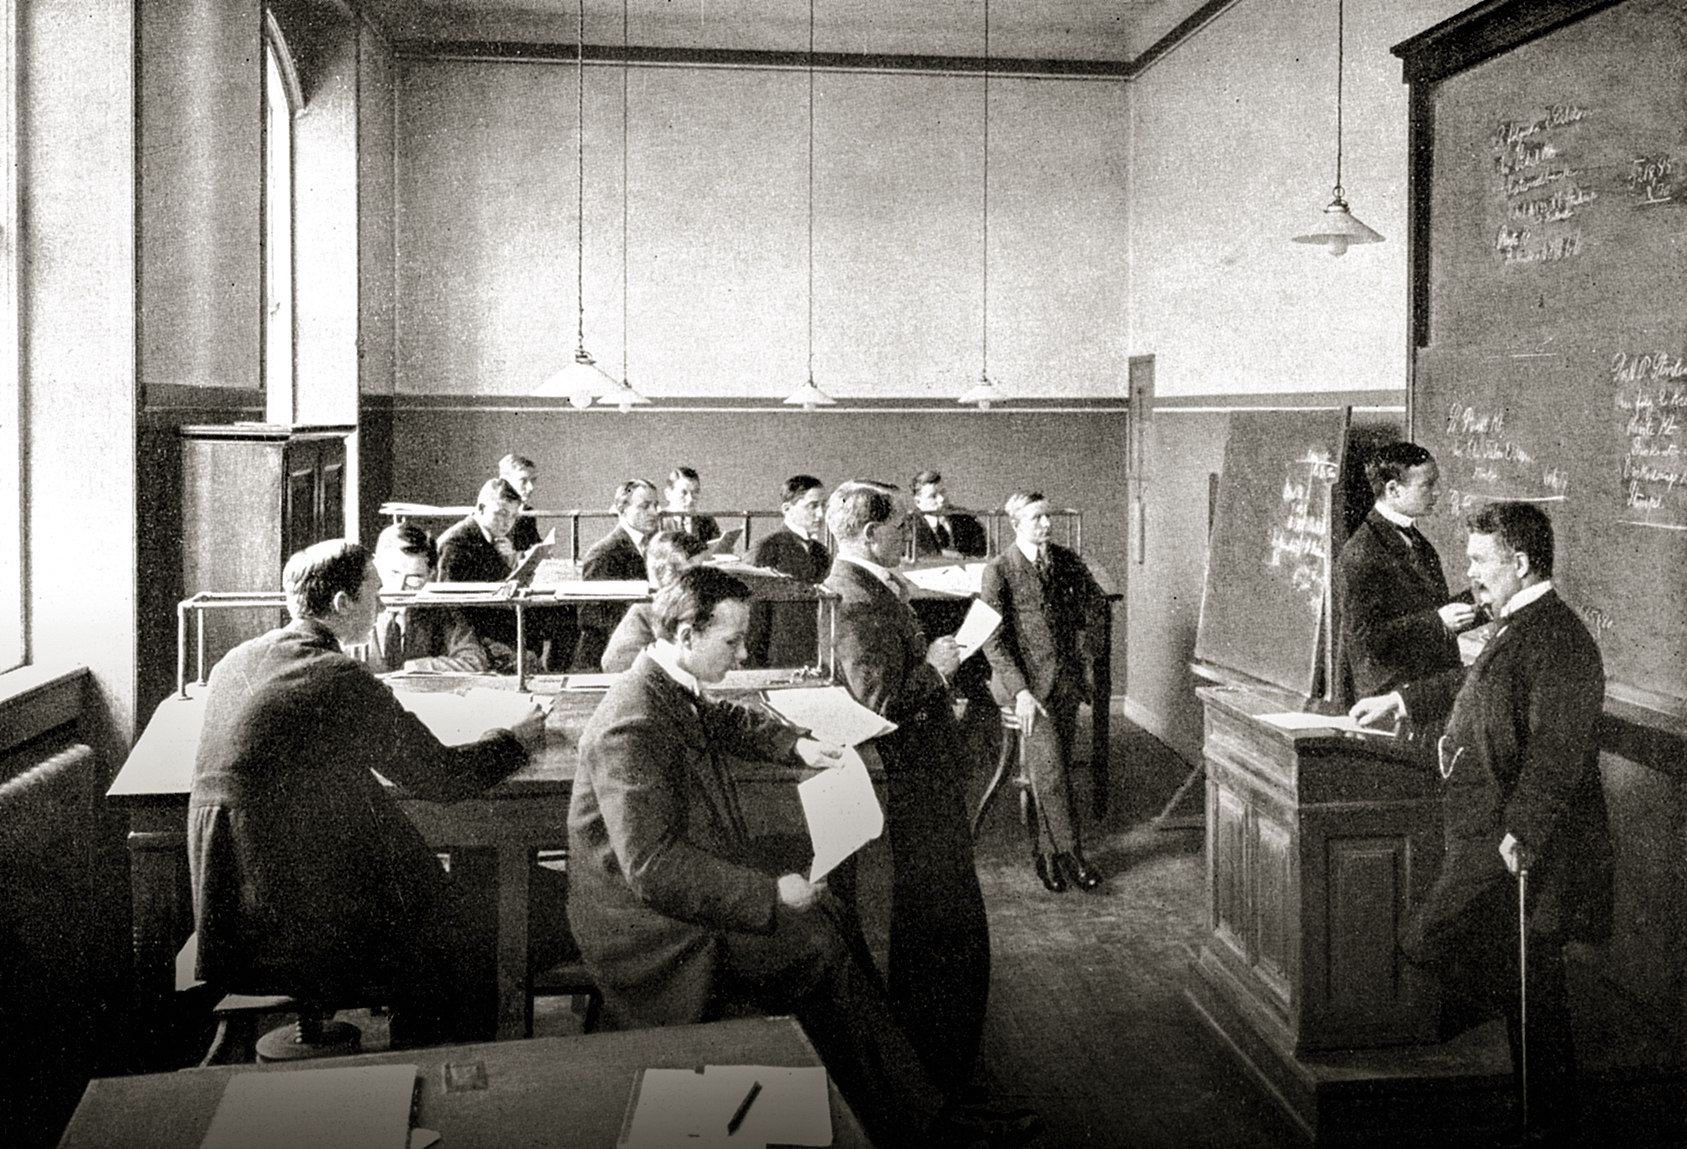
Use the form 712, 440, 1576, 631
979, 490, 1107, 894
189, 540, 550, 1047
911, 470, 988, 560
437, 478, 532, 658
573, 478, 662, 670
1333, 442, 1479, 705
1352, 503, 1612, 1147
660, 465, 720, 544
359, 522, 497, 673
498, 453, 545, 554
745, 474, 830, 667
569, 567, 1015, 1149
823, 481, 1023, 1135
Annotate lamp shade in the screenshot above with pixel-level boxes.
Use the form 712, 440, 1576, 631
958, 373, 1004, 411
535, 347, 618, 408
782, 378, 837, 411
1292, 195, 1384, 257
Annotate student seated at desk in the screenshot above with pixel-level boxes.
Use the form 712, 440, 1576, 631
189, 539, 571, 1048
498, 452, 545, 554
569, 567, 1031, 1149
662, 465, 720, 544
359, 522, 498, 674
600, 529, 709, 672
744, 474, 828, 668
573, 478, 662, 670
910, 470, 987, 560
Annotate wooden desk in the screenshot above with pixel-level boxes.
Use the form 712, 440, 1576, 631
57, 1015, 871, 1149
110, 675, 856, 1047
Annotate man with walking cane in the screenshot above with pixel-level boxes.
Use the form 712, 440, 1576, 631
1350, 502, 1613, 1147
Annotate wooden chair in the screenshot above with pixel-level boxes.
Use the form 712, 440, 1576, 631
971, 705, 1037, 841
526, 847, 603, 1035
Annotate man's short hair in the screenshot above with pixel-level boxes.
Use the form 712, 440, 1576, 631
666, 466, 700, 489
826, 480, 903, 542
645, 529, 710, 587
476, 477, 521, 510
498, 453, 537, 476
779, 474, 823, 508
1003, 491, 1046, 522
1468, 501, 1555, 577
651, 566, 752, 642
911, 469, 942, 493
376, 522, 437, 569
1365, 442, 1436, 499
612, 479, 658, 514
284, 539, 372, 620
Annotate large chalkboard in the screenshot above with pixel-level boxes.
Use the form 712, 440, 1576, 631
1398, 0, 1687, 719
1195, 410, 1348, 698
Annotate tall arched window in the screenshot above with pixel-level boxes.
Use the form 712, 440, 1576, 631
263, 24, 297, 411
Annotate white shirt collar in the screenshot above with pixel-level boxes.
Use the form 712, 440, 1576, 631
621, 522, 649, 550
1374, 503, 1415, 530
1500, 580, 1552, 619
1015, 537, 1043, 564
836, 552, 900, 591
645, 640, 699, 696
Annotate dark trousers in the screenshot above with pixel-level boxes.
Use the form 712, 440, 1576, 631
723, 902, 946, 1149
1024, 686, 1084, 856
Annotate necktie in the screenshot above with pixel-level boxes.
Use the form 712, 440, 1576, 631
1035, 546, 1052, 580
494, 535, 517, 570
933, 518, 952, 551
381, 614, 404, 669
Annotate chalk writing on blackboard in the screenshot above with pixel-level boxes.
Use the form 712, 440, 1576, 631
1491, 104, 1592, 264
1625, 153, 1679, 206
1441, 398, 1570, 515
1613, 349, 1687, 528
1266, 450, 1336, 605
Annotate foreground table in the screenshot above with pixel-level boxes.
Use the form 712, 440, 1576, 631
57, 1015, 870, 1149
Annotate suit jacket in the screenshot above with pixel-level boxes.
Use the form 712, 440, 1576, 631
575, 526, 648, 667
567, 652, 803, 1025
508, 510, 542, 555
600, 603, 657, 672
980, 542, 1104, 706
357, 605, 490, 674
912, 512, 987, 560
1400, 590, 1613, 955
1333, 510, 1465, 703
747, 526, 830, 583
744, 528, 832, 668
437, 515, 513, 583
189, 619, 526, 998
660, 512, 720, 544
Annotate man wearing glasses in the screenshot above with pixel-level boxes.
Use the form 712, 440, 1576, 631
362, 522, 498, 674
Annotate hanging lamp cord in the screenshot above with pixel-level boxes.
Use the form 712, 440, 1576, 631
576, 1, 587, 351
622, 0, 630, 379
1333, 0, 1344, 199
981, 0, 990, 382
807, 0, 816, 386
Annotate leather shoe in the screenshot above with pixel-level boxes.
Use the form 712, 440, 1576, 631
943, 1103, 1045, 1148
1056, 852, 1104, 892
1034, 854, 1067, 894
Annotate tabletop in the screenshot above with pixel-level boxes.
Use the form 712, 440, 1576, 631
56, 1015, 871, 1149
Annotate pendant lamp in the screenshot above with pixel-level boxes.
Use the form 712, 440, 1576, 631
599, 0, 650, 412
537, 3, 618, 404
960, 0, 1004, 409
782, 0, 837, 412
1291, 0, 1383, 256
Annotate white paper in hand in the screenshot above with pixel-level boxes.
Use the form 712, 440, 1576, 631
953, 598, 1002, 659
762, 685, 895, 746
799, 751, 883, 882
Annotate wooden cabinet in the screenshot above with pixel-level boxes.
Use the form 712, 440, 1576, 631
180, 424, 351, 670
1194, 684, 1442, 1056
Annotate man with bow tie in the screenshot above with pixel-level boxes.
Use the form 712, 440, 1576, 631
1333, 441, 1480, 706
1351, 502, 1611, 1147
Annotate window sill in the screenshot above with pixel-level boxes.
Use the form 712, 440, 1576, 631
0, 664, 88, 755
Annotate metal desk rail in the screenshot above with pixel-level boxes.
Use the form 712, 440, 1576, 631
176, 578, 842, 694
902, 507, 1083, 561
380, 504, 818, 561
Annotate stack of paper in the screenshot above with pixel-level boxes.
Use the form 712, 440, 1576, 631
618, 1065, 830, 1149
200, 1064, 419, 1149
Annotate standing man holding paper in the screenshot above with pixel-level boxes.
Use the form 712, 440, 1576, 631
823, 482, 1024, 1137
980, 491, 1108, 894
1333, 441, 1478, 706
568, 567, 1016, 1149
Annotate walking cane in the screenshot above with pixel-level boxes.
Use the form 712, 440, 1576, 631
1517, 857, 1530, 1136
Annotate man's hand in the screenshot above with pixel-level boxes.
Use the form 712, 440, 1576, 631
1348, 691, 1406, 728
1438, 600, 1479, 631
777, 872, 826, 912
508, 704, 547, 754
1014, 689, 1047, 738
795, 738, 845, 769
925, 635, 961, 680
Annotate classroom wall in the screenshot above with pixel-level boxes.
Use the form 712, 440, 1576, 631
392, 57, 1129, 402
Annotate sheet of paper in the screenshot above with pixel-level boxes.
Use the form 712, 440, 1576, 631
952, 598, 1002, 659
799, 753, 884, 882
562, 672, 621, 690
761, 685, 895, 746
619, 1065, 830, 1149
200, 1064, 418, 1149
900, 563, 986, 597
393, 688, 543, 745
550, 580, 651, 599
1256, 711, 1398, 737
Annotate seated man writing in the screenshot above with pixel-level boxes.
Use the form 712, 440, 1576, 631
360, 522, 498, 674
188, 539, 554, 1047
567, 566, 1022, 1149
